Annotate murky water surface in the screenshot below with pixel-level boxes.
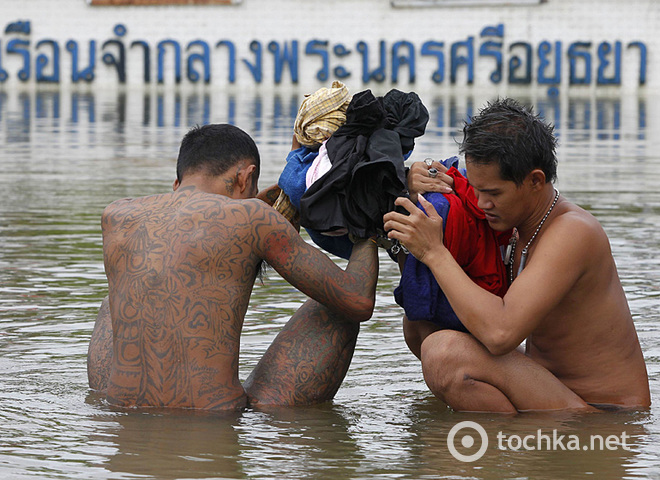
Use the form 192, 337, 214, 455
1, 89, 659, 479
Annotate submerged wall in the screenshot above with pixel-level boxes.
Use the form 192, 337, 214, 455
0, 0, 657, 93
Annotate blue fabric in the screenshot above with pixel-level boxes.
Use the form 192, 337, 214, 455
278, 146, 319, 209
392, 156, 468, 332
305, 229, 354, 260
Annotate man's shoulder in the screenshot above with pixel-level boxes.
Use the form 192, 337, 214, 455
103, 193, 167, 215
546, 202, 610, 259
554, 202, 604, 236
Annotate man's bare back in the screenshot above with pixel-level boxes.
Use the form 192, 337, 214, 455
89, 124, 378, 410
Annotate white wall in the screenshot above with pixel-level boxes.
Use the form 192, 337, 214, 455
0, 0, 657, 92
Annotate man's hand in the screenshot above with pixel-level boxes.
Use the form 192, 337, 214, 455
383, 195, 445, 263
407, 160, 454, 204
257, 184, 282, 206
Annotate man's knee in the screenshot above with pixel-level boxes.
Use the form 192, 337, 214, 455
420, 330, 476, 395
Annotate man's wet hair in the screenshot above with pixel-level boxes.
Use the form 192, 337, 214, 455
176, 123, 261, 182
459, 98, 557, 185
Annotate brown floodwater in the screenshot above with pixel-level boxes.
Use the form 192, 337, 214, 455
0, 88, 658, 479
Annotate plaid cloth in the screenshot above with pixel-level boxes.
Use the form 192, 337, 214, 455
294, 81, 351, 147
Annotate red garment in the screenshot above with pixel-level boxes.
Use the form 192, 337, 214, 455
442, 167, 511, 297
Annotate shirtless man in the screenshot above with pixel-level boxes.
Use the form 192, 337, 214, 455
383, 98, 650, 412
87, 123, 378, 410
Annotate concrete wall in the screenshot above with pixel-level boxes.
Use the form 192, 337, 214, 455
0, 0, 657, 93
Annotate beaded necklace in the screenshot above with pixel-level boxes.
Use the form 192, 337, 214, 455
506, 189, 560, 285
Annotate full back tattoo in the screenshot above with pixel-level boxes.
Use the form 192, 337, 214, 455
100, 186, 377, 410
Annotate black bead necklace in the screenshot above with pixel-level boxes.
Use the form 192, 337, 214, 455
507, 189, 560, 285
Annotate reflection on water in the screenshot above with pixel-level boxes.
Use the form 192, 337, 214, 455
0, 88, 659, 479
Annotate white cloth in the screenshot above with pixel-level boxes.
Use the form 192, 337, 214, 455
305, 141, 332, 189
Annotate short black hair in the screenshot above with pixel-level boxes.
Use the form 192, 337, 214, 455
176, 124, 260, 182
459, 98, 557, 185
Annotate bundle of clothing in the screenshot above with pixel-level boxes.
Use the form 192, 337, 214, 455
393, 157, 512, 332
277, 82, 429, 259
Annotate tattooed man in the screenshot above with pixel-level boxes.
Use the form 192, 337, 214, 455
87, 124, 378, 410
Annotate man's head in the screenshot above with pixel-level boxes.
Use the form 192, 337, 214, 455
459, 98, 557, 186
175, 124, 260, 198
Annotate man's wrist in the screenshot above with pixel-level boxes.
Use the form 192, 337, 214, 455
423, 243, 452, 271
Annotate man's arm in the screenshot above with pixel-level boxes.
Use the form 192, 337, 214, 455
248, 200, 378, 321
257, 184, 281, 206
383, 196, 597, 355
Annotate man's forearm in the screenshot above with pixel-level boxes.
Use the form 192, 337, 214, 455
345, 238, 379, 305
424, 247, 521, 355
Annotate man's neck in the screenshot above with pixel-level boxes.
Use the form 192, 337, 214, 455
177, 173, 237, 198
516, 186, 558, 244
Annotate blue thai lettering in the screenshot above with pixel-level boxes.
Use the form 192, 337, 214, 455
215, 40, 236, 83
306, 40, 329, 82
242, 41, 262, 83
186, 40, 210, 84
450, 37, 474, 84
537, 41, 561, 85
479, 24, 503, 83
7, 39, 30, 81
102, 24, 126, 83
568, 42, 592, 85
66, 40, 96, 83
357, 41, 386, 83
0, 42, 9, 82
627, 41, 646, 85
130, 40, 151, 83
597, 41, 621, 85
102, 39, 126, 83
479, 40, 502, 84
5, 21, 30, 35
36, 39, 60, 83
421, 41, 445, 83
508, 42, 532, 84
480, 24, 504, 38
268, 40, 299, 84
332, 43, 351, 79
392, 41, 415, 83
157, 39, 182, 84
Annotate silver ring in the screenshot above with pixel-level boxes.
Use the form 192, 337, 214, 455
424, 157, 434, 167
428, 168, 438, 178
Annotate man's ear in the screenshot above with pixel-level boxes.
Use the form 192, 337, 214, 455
173, 179, 180, 191
236, 163, 258, 194
527, 169, 547, 191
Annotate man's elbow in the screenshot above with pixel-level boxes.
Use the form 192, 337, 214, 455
482, 328, 520, 356
349, 297, 375, 322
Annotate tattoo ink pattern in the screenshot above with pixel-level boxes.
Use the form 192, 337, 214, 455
99, 187, 378, 410
87, 296, 113, 392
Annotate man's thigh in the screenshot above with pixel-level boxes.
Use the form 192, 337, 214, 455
421, 330, 592, 412
243, 299, 360, 407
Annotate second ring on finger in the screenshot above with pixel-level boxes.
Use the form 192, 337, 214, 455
428, 167, 438, 178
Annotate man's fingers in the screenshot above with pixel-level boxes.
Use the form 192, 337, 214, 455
393, 196, 419, 215
418, 194, 440, 218
430, 161, 449, 174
